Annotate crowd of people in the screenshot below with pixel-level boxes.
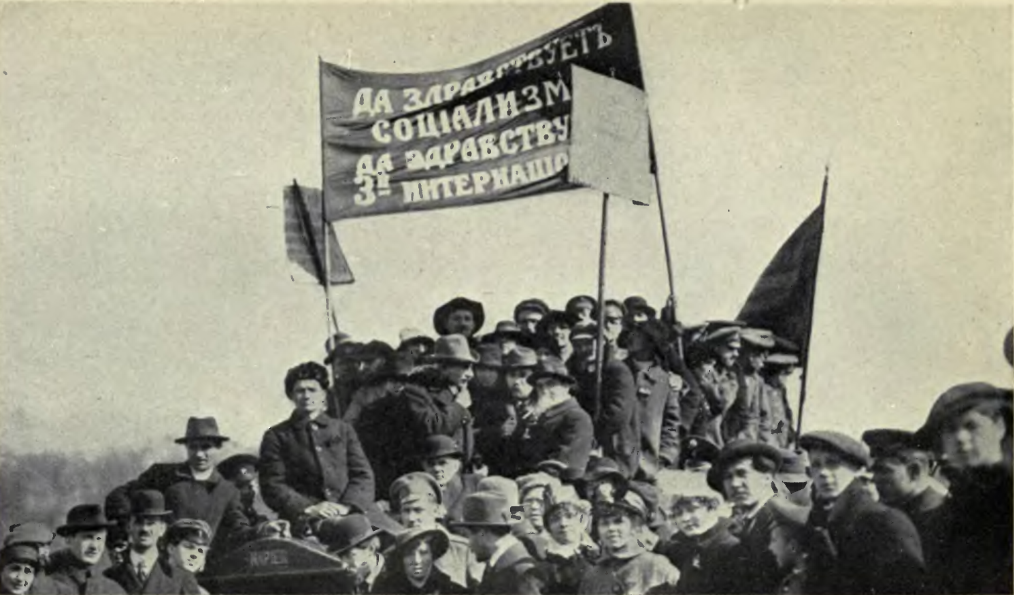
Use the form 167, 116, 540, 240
2, 295, 1012, 595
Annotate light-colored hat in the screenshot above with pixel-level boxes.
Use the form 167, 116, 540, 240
427, 334, 479, 365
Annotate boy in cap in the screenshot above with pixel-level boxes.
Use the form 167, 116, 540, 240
44, 505, 126, 594
914, 382, 1012, 594
799, 430, 926, 595
387, 472, 478, 589
524, 357, 594, 481
657, 470, 741, 595
104, 491, 201, 595
163, 519, 212, 576
578, 488, 679, 594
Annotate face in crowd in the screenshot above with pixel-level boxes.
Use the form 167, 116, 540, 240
516, 309, 543, 337
1, 562, 35, 595
871, 452, 929, 505
168, 538, 208, 574
506, 367, 534, 402
521, 487, 549, 532
571, 302, 595, 326
571, 337, 595, 362
397, 496, 443, 530
445, 309, 476, 337
289, 378, 328, 418
186, 438, 221, 474
423, 455, 462, 488
69, 529, 107, 565
721, 458, 775, 509
128, 515, 167, 551
671, 496, 723, 537
401, 537, 435, 583
534, 377, 568, 406
938, 404, 1008, 470
714, 342, 739, 370
741, 346, 768, 374
548, 322, 571, 350
602, 304, 625, 344
596, 510, 638, 553
441, 363, 474, 391
546, 504, 586, 546
809, 448, 863, 501
461, 526, 508, 563
338, 538, 381, 575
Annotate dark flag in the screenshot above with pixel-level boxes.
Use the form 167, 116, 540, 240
737, 173, 828, 357
284, 184, 355, 285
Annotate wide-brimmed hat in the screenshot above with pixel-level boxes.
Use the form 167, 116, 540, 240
56, 504, 116, 537
799, 431, 871, 469
390, 527, 449, 560
528, 356, 576, 385
502, 346, 539, 370
450, 492, 513, 527
475, 477, 520, 506
398, 328, 436, 352
622, 296, 656, 319
426, 335, 479, 365
706, 440, 783, 492
129, 490, 173, 518
433, 297, 485, 336
167, 519, 213, 546
4, 522, 55, 548
217, 454, 259, 484
513, 299, 550, 321
390, 472, 443, 508
777, 450, 811, 484
175, 417, 230, 445
317, 515, 384, 556
422, 435, 463, 461
915, 383, 1013, 446
0, 544, 39, 568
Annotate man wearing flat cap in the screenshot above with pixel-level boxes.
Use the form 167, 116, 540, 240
799, 430, 926, 595
685, 322, 744, 447
42, 504, 127, 594
513, 298, 550, 344
523, 356, 594, 481
433, 297, 485, 343
565, 295, 597, 327
104, 491, 201, 595
862, 429, 950, 588
216, 454, 276, 526
108, 417, 277, 571
359, 335, 475, 498
914, 382, 1013, 594
706, 440, 808, 594
619, 320, 682, 481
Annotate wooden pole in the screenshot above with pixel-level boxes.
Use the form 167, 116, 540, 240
794, 165, 830, 447
594, 192, 610, 423
652, 171, 684, 360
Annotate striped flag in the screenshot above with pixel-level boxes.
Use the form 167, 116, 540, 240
284, 184, 354, 285
737, 173, 828, 357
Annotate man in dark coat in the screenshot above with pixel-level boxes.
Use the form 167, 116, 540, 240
433, 297, 485, 344
685, 323, 743, 447
419, 436, 481, 524
862, 428, 951, 586
914, 383, 1012, 594
106, 417, 276, 569
259, 362, 376, 534
569, 324, 639, 479
103, 492, 201, 595
619, 321, 681, 481
524, 356, 594, 481
706, 440, 810, 594
358, 336, 475, 498
451, 492, 544, 595
37, 505, 127, 595
800, 431, 926, 595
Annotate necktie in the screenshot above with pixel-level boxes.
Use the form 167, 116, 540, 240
136, 560, 147, 583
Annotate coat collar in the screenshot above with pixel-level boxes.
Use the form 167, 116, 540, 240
540, 398, 582, 420
900, 484, 948, 515
827, 478, 876, 526
174, 463, 223, 485
288, 410, 335, 429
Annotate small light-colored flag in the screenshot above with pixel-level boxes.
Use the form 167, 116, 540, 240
284, 184, 354, 285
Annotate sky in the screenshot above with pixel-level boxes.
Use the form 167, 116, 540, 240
1, 2, 1011, 461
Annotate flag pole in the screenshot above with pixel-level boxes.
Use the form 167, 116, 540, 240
594, 192, 610, 427
794, 165, 830, 447
651, 162, 684, 360
320, 56, 341, 416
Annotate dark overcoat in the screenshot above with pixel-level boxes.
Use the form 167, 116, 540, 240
259, 411, 375, 523
372, 565, 465, 595
526, 398, 594, 481
476, 540, 544, 595
572, 358, 639, 478
627, 359, 681, 479
729, 496, 810, 594
103, 558, 201, 595
32, 550, 127, 595
659, 517, 742, 594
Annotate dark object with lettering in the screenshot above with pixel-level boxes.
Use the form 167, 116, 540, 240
201, 537, 362, 594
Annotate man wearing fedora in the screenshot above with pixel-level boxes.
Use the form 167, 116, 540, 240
799, 430, 926, 595
706, 440, 808, 594
432, 297, 485, 344
419, 435, 480, 524
104, 491, 201, 595
108, 417, 276, 569
578, 487, 679, 595
914, 383, 1012, 594
452, 492, 545, 595
359, 335, 475, 499
260, 362, 376, 534
618, 320, 682, 481
523, 356, 594, 482
40, 504, 126, 594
